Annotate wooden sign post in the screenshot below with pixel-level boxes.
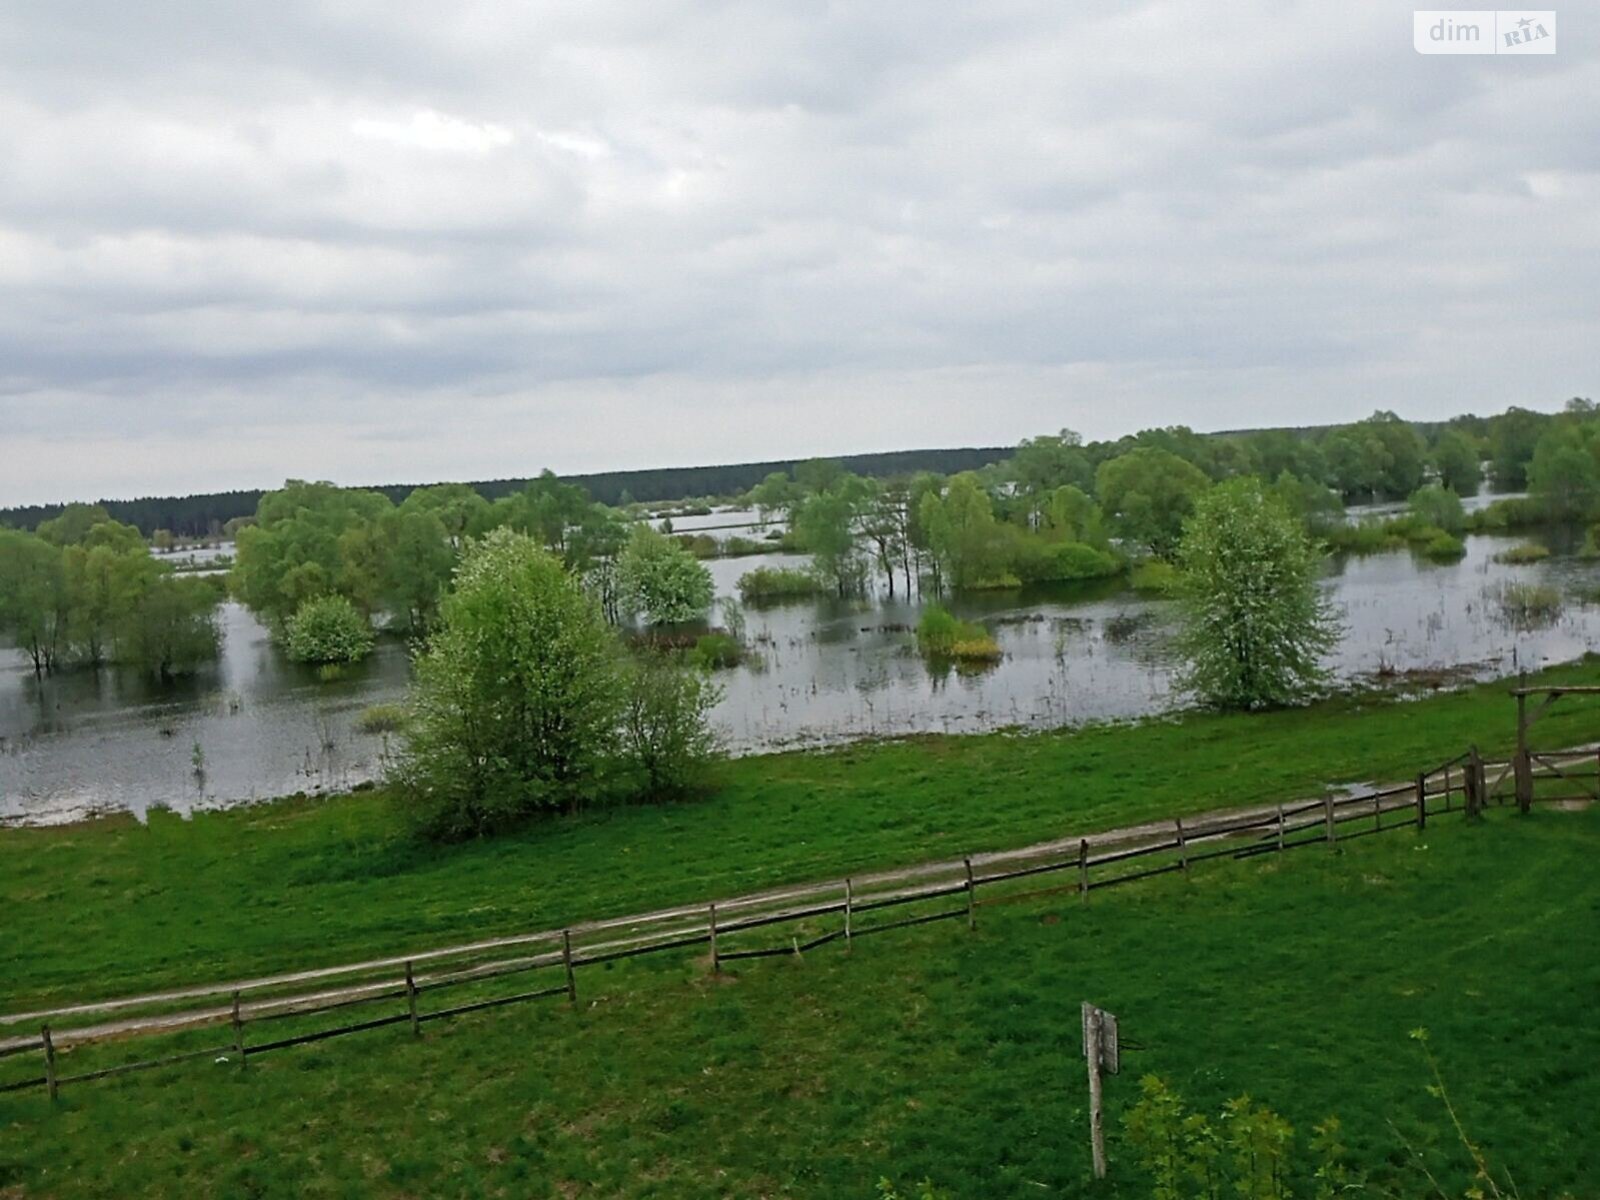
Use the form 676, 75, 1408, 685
1081, 1001, 1120, 1180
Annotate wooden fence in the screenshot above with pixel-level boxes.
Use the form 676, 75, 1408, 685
2, 744, 1592, 1102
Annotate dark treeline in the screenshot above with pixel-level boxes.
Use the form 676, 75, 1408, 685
0, 447, 1012, 538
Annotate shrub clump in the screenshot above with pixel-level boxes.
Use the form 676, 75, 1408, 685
1129, 559, 1179, 594
692, 632, 743, 669
1420, 530, 1466, 562
1008, 539, 1121, 584
916, 605, 1002, 663
355, 703, 407, 735
618, 656, 723, 801
284, 595, 375, 664
736, 566, 825, 602
1494, 541, 1550, 565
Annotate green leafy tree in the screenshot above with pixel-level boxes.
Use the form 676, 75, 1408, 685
0, 530, 67, 673
284, 594, 376, 664
401, 483, 491, 549
1409, 484, 1466, 534
1488, 406, 1550, 491
917, 473, 1007, 589
1431, 430, 1482, 495
793, 483, 869, 596
1095, 448, 1212, 558
748, 471, 803, 522
1043, 485, 1109, 547
1527, 425, 1600, 520
119, 574, 223, 679
617, 656, 722, 800
1174, 478, 1338, 709
616, 525, 715, 624
396, 530, 622, 838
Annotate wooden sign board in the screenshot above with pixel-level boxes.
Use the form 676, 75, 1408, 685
1081, 1003, 1120, 1075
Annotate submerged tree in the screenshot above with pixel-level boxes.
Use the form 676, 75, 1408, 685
616, 525, 714, 624
1174, 478, 1339, 710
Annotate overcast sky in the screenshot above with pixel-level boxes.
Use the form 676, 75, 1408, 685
1, 2, 1595, 505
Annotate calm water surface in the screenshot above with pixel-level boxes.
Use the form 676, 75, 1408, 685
3, 529, 1596, 824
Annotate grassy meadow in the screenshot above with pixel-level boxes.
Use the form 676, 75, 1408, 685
6, 658, 1600, 1011
0, 806, 1595, 1198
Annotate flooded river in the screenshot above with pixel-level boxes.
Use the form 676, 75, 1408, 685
4, 528, 1598, 824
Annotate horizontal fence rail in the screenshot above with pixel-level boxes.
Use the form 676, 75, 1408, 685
1, 742, 1590, 1101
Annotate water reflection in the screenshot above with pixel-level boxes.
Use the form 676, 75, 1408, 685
4, 531, 1598, 824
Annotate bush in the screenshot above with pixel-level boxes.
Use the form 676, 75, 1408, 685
396, 531, 622, 839
1465, 496, 1539, 533
1409, 484, 1466, 534
736, 566, 825, 602
355, 703, 407, 735
618, 656, 722, 801
619, 526, 715, 624
1175, 478, 1338, 710
284, 595, 374, 664
692, 632, 743, 669
1492, 581, 1562, 628
1129, 559, 1179, 593
1420, 531, 1466, 562
1494, 541, 1549, 564
1008, 538, 1121, 584
916, 605, 1002, 662
1324, 518, 1410, 555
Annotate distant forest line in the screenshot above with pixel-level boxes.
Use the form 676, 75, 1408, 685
0, 446, 1010, 538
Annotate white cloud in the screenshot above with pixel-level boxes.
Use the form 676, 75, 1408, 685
0, 0, 1595, 505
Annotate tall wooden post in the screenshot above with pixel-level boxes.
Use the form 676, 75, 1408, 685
232, 989, 248, 1064
1415, 772, 1427, 832
1174, 818, 1189, 878
41, 1026, 57, 1102
1467, 744, 1484, 820
562, 932, 577, 1005
844, 878, 854, 945
1275, 803, 1285, 852
1324, 794, 1336, 845
1082, 1003, 1107, 1180
963, 857, 977, 931
708, 903, 720, 974
1077, 839, 1089, 901
1515, 688, 1533, 814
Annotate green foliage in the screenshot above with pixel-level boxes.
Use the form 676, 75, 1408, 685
1488, 406, 1550, 491
874, 1178, 947, 1200
396, 530, 623, 838
917, 473, 1008, 589
1007, 537, 1121, 584
1096, 448, 1212, 558
1174, 478, 1338, 709
1431, 430, 1482, 496
793, 482, 870, 596
1527, 424, 1600, 519
1409, 484, 1466, 535
618, 655, 723, 800
284, 595, 375, 665
691, 632, 743, 669
1130, 558, 1180, 593
1463, 496, 1539, 533
915, 604, 1001, 662
1322, 411, 1428, 502
1421, 531, 1466, 562
0, 528, 68, 672
1493, 542, 1549, 564
117, 573, 223, 679
355, 703, 408, 735
1126, 1077, 1322, 1200
1492, 581, 1562, 629
617, 526, 715, 625
736, 566, 826, 602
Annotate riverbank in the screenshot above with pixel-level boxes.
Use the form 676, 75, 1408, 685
5, 656, 1600, 1012
2, 807, 1595, 1198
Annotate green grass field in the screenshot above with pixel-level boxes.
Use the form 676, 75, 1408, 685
5, 658, 1600, 1012
2, 806, 1594, 1199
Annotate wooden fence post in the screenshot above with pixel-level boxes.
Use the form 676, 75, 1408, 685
1443, 764, 1452, 813
1275, 803, 1285, 852
963, 857, 977, 931
1324, 794, 1336, 845
844, 878, 854, 946
562, 931, 577, 1005
404, 963, 420, 1035
41, 1026, 57, 1101
1468, 744, 1484, 820
231, 989, 248, 1065
1373, 792, 1382, 833
1082, 1003, 1107, 1180
1077, 838, 1089, 901
1175, 818, 1189, 878
1515, 688, 1533, 814
1415, 772, 1427, 832
709, 903, 720, 974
